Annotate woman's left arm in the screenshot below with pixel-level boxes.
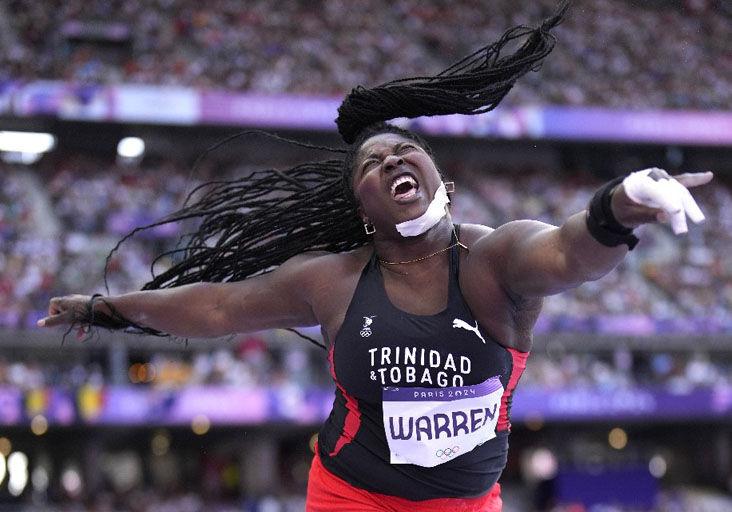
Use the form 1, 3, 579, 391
474, 170, 713, 298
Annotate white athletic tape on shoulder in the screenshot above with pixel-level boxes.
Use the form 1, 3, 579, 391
395, 182, 450, 237
622, 168, 705, 234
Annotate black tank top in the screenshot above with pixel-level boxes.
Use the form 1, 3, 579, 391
317, 228, 529, 500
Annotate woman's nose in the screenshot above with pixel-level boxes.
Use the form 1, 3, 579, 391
382, 155, 404, 172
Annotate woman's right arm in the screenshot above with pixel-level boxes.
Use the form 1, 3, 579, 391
37, 253, 324, 338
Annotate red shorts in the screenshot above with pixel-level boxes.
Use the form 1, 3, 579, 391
306, 449, 502, 512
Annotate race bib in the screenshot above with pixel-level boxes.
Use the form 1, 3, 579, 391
382, 376, 504, 467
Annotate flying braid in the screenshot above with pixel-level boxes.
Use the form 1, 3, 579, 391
89, 3, 569, 348
336, 1, 569, 143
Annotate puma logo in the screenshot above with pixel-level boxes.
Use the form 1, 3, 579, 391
452, 318, 486, 344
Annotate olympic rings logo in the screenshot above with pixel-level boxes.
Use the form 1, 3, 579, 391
435, 446, 460, 458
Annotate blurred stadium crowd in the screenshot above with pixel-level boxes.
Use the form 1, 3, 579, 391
3, 341, 731, 394
1, 0, 731, 510
2, 158, 730, 334
2, 156, 731, 410
3, 153, 729, 510
1, 0, 730, 109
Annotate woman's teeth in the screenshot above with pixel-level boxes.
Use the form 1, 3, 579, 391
391, 175, 418, 198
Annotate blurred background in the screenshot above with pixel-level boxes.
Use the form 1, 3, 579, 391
1, 0, 732, 510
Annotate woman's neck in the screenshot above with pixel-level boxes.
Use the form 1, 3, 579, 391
371, 217, 455, 265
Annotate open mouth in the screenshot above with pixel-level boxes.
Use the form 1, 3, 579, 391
390, 173, 419, 201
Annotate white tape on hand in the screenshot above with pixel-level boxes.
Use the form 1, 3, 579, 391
622, 168, 706, 234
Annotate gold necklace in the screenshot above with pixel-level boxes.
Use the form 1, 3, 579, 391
378, 240, 468, 266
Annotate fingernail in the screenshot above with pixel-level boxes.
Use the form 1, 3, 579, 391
37, 320, 44, 327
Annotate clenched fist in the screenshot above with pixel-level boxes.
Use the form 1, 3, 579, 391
37, 294, 92, 328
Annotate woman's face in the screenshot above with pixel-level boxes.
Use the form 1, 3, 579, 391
351, 132, 442, 233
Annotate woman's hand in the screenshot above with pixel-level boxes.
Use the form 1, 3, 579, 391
37, 294, 91, 328
611, 168, 713, 233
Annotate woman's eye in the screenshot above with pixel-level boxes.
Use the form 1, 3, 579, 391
362, 159, 378, 171
397, 144, 415, 153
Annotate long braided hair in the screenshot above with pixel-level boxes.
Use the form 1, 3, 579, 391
88, 2, 569, 346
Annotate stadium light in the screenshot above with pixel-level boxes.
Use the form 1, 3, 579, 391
30, 415, 48, 436
0, 131, 56, 153
31, 466, 49, 492
529, 448, 558, 480
60, 466, 83, 497
151, 430, 170, 456
191, 414, 210, 435
521, 447, 558, 482
649, 455, 667, 478
1, 152, 44, 164
0, 437, 11, 457
117, 137, 145, 159
7, 451, 28, 496
608, 427, 628, 450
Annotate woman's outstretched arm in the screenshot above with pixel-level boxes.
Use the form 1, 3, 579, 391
473, 170, 713, 299
37, 253, 325, 338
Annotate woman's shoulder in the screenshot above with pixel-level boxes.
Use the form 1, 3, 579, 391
459, 220, 552, 254
284, 246, 372, 279
457, 222, 495, 245
287, 247, 372, 332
